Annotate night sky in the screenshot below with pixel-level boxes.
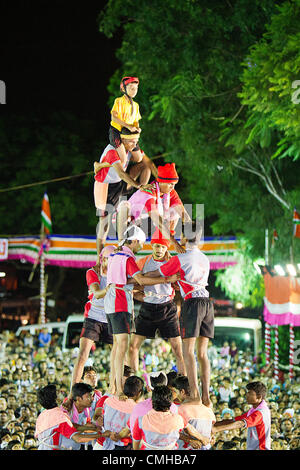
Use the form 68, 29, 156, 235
0, 1, 119, 124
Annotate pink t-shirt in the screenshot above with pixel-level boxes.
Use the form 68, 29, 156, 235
129, 397, 178, 434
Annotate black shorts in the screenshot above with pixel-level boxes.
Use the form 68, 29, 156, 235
180, 298, 214, 339
109, 125, 140, 152
105, 179, 127, 212
80, 318, 113, 345
134, 301, 180, 339
106, 311, 133, 335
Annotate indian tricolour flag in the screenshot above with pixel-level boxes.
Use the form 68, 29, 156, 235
293, 207, 300, 239
41, 192, 52, 234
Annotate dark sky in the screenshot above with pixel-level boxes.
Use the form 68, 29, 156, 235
0, 1, 120, 123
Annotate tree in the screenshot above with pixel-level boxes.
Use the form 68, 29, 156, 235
236, 0, 300, 161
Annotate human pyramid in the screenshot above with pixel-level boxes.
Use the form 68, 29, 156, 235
35, 77, 271, 451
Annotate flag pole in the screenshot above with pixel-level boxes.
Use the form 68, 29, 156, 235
28, 222, 44, 283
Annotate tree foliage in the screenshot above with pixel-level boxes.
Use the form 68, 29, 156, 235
237, 0, 300, 160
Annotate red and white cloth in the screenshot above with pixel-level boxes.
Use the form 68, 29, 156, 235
94, 144, 132, 184
158, 247, 210, 300
104, 246, 141, 314
84, 269, 108, 323
235, 400, 271, 450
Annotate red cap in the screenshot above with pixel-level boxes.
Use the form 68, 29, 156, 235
120, 77, 139, 92
150, 228, 170, 248
156, 163, 179, 183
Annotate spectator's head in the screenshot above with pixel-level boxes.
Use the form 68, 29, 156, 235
272, 439, 281, 450
245, 381, 267, 405
0, 410, 9, 427
123, 376, 144, 400
289, 437, 300, 450
240, 438, 247, 450
0, 397, 7, 411
6, 439, 22, 450
37, 384, 57, 409
222, 441, 238, 450
82, 366, 98, 389
221, 408, 234, 420
24, 434, 37, 449
233, 407, 242, 416
280, 418, 294, 435
0, 428, 11, 448
214, 439, 225, 450
7, 394, 17, 410
152, 385, 173, 412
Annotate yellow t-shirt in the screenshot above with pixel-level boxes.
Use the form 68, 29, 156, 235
110, 95, 141, 131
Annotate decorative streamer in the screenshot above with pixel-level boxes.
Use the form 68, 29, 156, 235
39, 252, 46, 324
274, 325, 279, 381
265, 322, 271, 365
289, 324, 294, 381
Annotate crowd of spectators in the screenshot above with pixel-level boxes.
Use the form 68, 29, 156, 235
0, 329, 299, 450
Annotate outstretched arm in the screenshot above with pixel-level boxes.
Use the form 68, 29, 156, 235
212, 419, 246, 434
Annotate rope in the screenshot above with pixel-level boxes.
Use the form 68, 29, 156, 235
0, 152, 172, 194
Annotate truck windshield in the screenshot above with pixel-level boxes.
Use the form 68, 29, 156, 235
213, 327, 255, 353
65, 322, 82, 349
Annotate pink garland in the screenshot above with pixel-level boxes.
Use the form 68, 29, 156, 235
289, 325, 294, 381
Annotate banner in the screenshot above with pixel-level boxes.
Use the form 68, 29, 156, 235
6, 234, 238, 270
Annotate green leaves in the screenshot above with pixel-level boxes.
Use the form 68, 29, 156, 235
238, 0, 300, 160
